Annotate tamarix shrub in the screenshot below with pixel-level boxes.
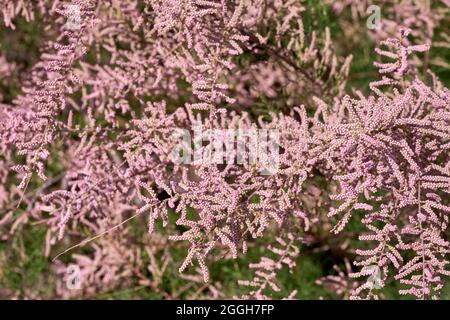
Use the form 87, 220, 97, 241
0, 0, 449, 300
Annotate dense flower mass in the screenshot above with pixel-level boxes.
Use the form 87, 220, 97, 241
0, 0, 449, 300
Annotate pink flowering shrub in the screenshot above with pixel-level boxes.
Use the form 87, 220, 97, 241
0, 0, 449, 299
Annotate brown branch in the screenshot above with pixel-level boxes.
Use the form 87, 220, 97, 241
239, 28, 325, 96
